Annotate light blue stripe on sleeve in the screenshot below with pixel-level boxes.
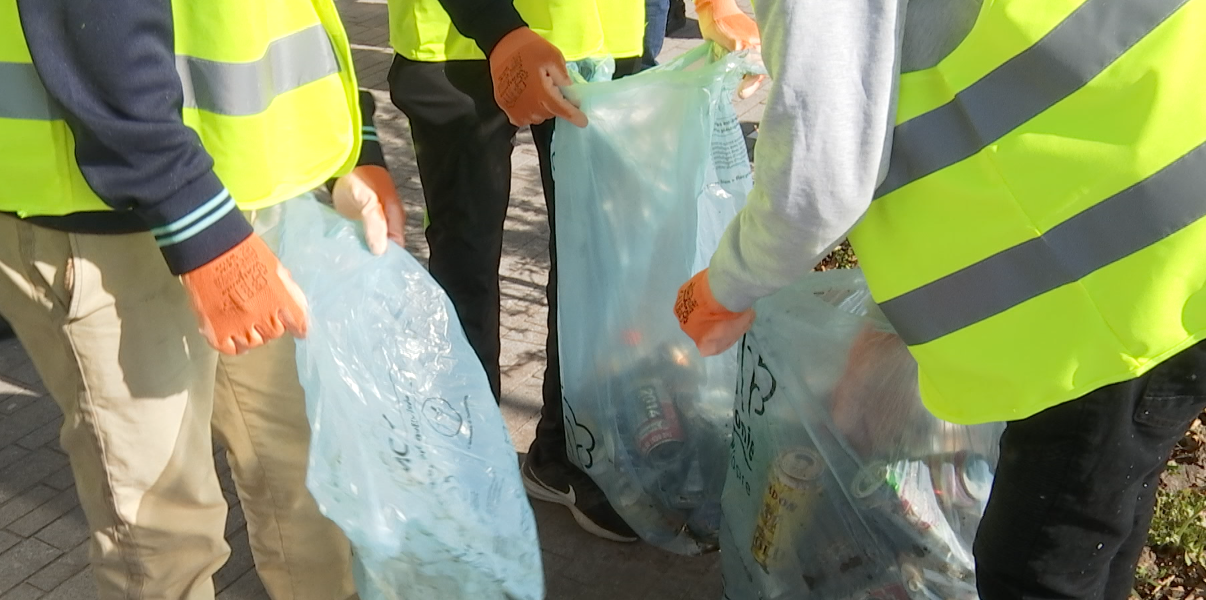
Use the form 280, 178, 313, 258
155, 196, 238, 247
150, 189, 232, 238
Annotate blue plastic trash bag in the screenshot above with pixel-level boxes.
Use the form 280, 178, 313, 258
720, 269, 1005, 600
271, 199, 543, 600
552, 43, 761, 554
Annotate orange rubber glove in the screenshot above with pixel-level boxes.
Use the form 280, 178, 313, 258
489, 27, 588, 128
696, 0, 761, 51
696, 0, 766, 99
182, 234, 309, 355
674, 269, 756, 356
333, 165, 406, 255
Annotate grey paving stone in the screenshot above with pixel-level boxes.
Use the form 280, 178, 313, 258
0, 445, 30, 472
41, 468, 75, 492
215, 454, 237, 494
0, 487, 58, 530
0, 539, 61, 595
0, 402, 60, 449
0, 394, 36, 417
0, 449, 68, 507
224, 503, 247, 539
544, 570, 581, 600
0, 531, 19, 555
0, 379, 32, 400
646, 560, 723, 600
0, 583, 45, 600
216, 569, 267, 600
530, 503, 584, 560
26, 542, 88, 592
211, 444, 232, 472
33, 507, 88, 552
6, 363, 46, 396
0, 340, 30, 373
7, 487, 80, 538
16, 418, 62, 451
214, 528, 255, 594
39, 570, 95, 600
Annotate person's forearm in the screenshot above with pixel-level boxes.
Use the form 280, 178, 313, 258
17, 0, 250, 274
707, 0, 907, 311
355, 90, 387, 169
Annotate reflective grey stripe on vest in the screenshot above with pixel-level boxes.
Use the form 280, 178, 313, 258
0, 62, 63, 120
880, 140, 1206, 346
177, 24, 340, 117
874, 0, 1189, 199
0, 24, 339, 122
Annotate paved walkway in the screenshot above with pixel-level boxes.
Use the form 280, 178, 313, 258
0, 2, 766, 598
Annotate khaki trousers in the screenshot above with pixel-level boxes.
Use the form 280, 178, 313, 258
0, 216, 355, 600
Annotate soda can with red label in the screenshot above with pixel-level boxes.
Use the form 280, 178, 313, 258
629, 376, 687, 465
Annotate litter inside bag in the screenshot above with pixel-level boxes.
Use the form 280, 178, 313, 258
552, 43, 761, 554
721, 269, 1004, 600
272, 199, 543, 600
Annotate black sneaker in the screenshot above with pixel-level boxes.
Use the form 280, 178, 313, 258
521, 451, 639, 543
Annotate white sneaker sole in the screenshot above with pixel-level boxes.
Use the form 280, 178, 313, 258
521, 466, 639, 543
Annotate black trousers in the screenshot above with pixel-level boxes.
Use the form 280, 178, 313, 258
975, 341, 1206, 599
388, 55, 640, 463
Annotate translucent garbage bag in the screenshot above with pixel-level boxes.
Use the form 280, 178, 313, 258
552, 43, 761, 554
721, 269, 1005, 600
273, 199, 543, 600
566, 55, 616, 84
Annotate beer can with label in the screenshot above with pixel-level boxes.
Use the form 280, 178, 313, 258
750, 448, 826, 573
629, 376, 687, 464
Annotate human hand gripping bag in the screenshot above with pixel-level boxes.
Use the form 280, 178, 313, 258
552, 43, 763, 554
272, 199, 543, 600
721, 269, 1005, 600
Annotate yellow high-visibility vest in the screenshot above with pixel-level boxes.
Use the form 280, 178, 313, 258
389, 0, 644, 62
0, 0, 361, 217
849, 0, 1206, 424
